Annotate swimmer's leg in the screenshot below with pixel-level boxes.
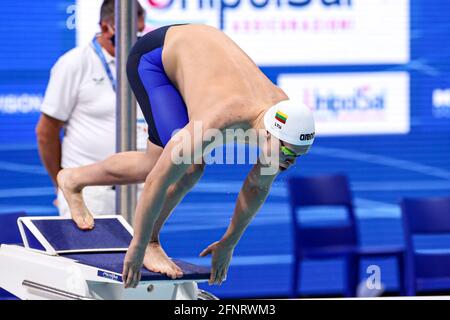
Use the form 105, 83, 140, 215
144, 163, 205, 278
57, 141, 163, 230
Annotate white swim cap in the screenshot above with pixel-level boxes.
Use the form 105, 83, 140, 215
263, 100, 315, 146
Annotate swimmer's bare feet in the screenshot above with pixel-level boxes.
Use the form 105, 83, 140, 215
143, 242, 183, 280
57, 168, 94, 230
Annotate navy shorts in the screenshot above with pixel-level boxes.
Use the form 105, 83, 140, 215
127, 24, 189, 148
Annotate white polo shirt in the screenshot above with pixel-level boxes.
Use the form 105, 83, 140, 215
41, 42, 147, 169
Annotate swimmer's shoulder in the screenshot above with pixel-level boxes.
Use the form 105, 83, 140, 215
166, 24, 225, 44
171, 24, 219, 33
199, 98, 261, 130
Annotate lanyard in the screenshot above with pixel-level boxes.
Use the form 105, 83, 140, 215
91, 37, 116, 92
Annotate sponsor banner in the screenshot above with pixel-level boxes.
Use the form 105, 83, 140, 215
278, 72, 410, 135
76, 0, 409, 65
0, 94, 43, 114
75, 0, 103, 46
97, 270, 123, 282
141, 0, 410, 66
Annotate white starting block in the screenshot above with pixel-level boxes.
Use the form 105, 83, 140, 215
0, 216, 217, 300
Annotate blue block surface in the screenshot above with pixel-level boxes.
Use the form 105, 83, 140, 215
64, 252, 211, 282
32, 219, 132, 251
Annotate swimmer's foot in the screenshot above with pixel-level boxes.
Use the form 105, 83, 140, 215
57, 168, 94, 230
143, 242, 183, 280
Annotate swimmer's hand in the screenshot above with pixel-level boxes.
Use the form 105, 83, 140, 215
199, 241, 234, 286
123, 243, 145, 288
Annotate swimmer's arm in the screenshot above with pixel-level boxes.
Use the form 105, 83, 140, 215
124, 123, 202, 286
124, 118, 221, 286
220, 161, 278, 248
131, 150, 189, 249
129, 120, 212, 248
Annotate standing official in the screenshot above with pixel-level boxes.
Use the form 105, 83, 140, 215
36, 0, 146, 217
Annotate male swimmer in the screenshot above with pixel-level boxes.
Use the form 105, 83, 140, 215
57, 24, 315, 288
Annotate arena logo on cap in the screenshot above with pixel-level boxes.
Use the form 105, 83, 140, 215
300, 132, 315, 141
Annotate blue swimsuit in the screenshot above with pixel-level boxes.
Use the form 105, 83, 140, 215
127, 24, 189, 147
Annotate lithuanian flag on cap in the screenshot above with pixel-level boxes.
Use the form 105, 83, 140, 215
275, 110, 288, 124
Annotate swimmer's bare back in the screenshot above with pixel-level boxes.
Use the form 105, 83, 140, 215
161, 24, 288, 130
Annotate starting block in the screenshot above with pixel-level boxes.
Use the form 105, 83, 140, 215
0, 216, 217, 300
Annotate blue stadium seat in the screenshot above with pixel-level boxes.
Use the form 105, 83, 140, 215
0, 211, 26, 300
288, 174, 405, 297
401, 196, 450, 295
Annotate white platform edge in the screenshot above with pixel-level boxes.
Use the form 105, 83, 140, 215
17, 215, 133, 256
